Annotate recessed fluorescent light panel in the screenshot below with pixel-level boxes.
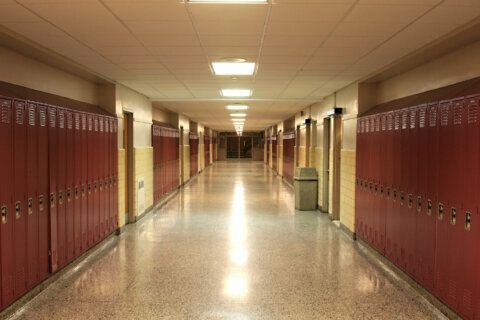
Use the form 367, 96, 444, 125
226, 104, 249, 110
190, 0, 267, 3
230, 113, 247, 117
221, 89, 252, 97
212, 62, 255, 76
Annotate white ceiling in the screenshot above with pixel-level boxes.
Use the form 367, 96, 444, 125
0, 0, 479, 131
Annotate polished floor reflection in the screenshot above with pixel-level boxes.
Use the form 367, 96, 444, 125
10, 161, 446, 319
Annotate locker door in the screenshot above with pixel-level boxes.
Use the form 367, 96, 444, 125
73, 112, 82, 256
0, 98, 15, 307
103, 117, 109, 235
81, 113, 88, 251
48, 107, 58, 272
389, 111, 401, 266
87, 114, 94, 246
56, 109, 66, 268
385, 112, 394, 259
153, 126, 157, 203
37, 105, 49, 281
98, 117, 105, 238
113, 119, 118, 229
405, 107, 417, 276
65, 111, 74, 263
378, 113, 387, 254
110, 118, 115, 231
93, 115, 100, 243
13, 100, 27, 297
26, 103, 39, 289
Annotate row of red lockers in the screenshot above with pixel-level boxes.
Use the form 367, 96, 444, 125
152, 125, 180, 203
0, 96, 118, 311
282, 131, 295, 184
271, 136, 277, 171
355, 94, 480, 319
190, 133, 199, 178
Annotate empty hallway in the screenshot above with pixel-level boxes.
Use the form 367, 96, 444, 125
9, 162, 444, 320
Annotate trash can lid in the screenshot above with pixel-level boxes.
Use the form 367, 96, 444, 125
294, 167, 318, 181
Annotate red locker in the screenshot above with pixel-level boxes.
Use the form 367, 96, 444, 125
13, 100, 27, 297
81, 113, 88, 251
37, 105, 49, 281
0, 97, 15, 307
48, 106, 58, 272
104, 117, 110, 234
73, 112, 82, 256
113, 119, 118, 229
87, 114, 94, 246
56, 108, 67, 268
26, 102, 39, 288
98, 117, 105, 238
93, 115, 100, 243
389, 111, 402, 266
378, 113, 387, 254
65, 111, 74, 263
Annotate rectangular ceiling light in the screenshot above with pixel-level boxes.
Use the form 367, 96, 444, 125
190, 0, 267, 3
221, 89, 252, 98
231, 113, 247, 117
212, 62, 255, 76
226, 104, 249, 110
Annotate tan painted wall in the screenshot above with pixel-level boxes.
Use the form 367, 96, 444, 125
153, 106, 178, 127
118, 149, 126, 228
0, 46, 99, 105
133, 147, 153, 218
178, 114, 190, 183
340, 150, 356, 231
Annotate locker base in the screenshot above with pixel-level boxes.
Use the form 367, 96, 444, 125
0, 233, 118, 319
355, 238, 462, 320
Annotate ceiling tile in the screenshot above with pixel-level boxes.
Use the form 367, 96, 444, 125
105, 1, 190, 21
269, 3, 351, 22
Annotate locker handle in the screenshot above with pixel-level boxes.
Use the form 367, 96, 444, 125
50, 193, 55, 208
438, 203, 444, 220
94, 182, 97, 192
400, 192, 404, 205
450, 207, 457, 226
28, 198, 33, 215
417, 196, 422, 213
374, 185, 378, 194
81, 185, 86, 197
75, 186, 79, 199
39, 195, 44, 212
386, 188, 390, 199
427, 199, 432, 216
393, 190, 397, 202
1, 206, 7, 224
408, 194, 413, 209
380, 186, 384, 195
465, 212, 471, 231
58, 191, 64, 205
88, 183, 92, 194
15, 201, 21, 219
67, 188, 71, 202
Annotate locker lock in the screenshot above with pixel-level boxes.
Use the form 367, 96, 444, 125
427, 199, 432, 216
81, 185, 86, 197
386, 188, 391, 199
450, 207, 457, 226
380, 186, 384, 195
58, 191, 64, 205
465, 212, 471, 231
1, 206, 7, 224
400, 192, 405, 205
369, 183, 373, 192
67, 188, 71, 202
28, 198, 33, 215
393, 190, 397, 202
94, 182, 97, 192
15, 201, 21, 219
88, 183, 92, 194
408, 194, 413, 209
438, 203, 444, 220
75, 187, 79, 199
417, 196, 422, 213
374, 185, 378, 194
50, 193, 55, 208
99, 181, 103, 191
39, 195, 44, 212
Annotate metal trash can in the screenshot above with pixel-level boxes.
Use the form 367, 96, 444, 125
294, 167, 318, 211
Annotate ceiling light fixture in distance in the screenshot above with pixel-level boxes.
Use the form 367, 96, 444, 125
212, 62, 255, 76
221, 89, 252, 98
226, 104, 249, 110
230, 113, 247, 117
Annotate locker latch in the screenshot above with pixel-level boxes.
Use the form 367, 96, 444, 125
400, 192, 404, 205
356, 178, 359, 186
374, 185, 378, 194
380, 186, 384, 195
408, 194, 413, 209
75, 187, 79, 199
1, 206, 7, 224
15, 201, 21, 219
465, 212, 471, 231
450, 207, 457, 226
99, 181, 103, 191
427, 199, 432, 216
28, 198, 33, 215
58, 191, 64, 205
393, 190, 397, 202
88, 183, 92, 194
94, 182, 97, 192
386, 188, 391, 199
50, 193, 55, 208
417, 197, 422, 213
39, 195, 44, 212
66, 188, 71, 202
438, 203, 444, 220
81, 185, 86, 197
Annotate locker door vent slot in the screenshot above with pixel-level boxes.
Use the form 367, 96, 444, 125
28, 198, 33, 215
438, 203, 444, 220
427, 199, 432, 215
15, 201, 21, 219
1, 206, 7, 224
408, 194, 413, 209
450, 207, 457, 225
50, 193, 55, 208
465, 212, 471, 231
417, 197, 422, 213
39, 195, 44, 212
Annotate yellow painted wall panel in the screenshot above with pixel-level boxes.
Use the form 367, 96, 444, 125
298, 146, 306, 167
340, 150, 356, 233
133, 147, 153, 218
314, 147, 323, 209
117, 149, 126, 228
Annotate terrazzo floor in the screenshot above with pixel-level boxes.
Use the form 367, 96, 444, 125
9, 161, 447, 320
